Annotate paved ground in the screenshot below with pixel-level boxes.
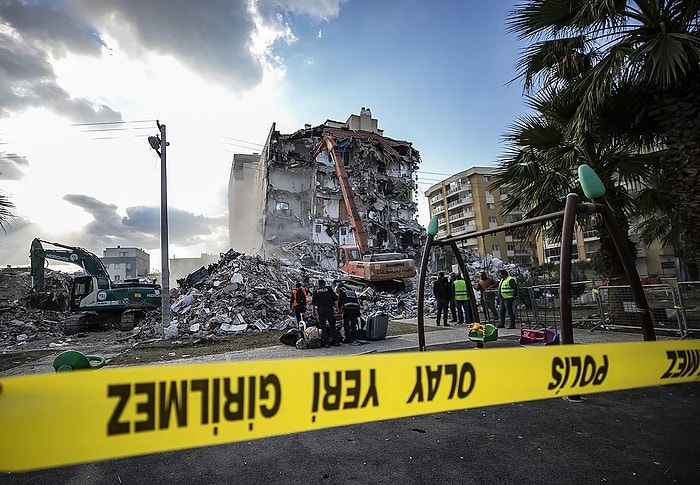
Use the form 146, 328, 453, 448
2, 321, 699, 484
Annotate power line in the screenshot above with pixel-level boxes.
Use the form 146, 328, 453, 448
69, 119, 156, 127
415, 170, 452, 176
77, 126, 154, 133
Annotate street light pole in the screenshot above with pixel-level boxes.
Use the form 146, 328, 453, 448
158, 121, 171, 334
149, 121, 171, 336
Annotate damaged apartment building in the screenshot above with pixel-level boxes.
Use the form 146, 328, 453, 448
228, 108, 425, 270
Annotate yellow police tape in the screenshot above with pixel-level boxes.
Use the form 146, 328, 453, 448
1, 339, 699, 472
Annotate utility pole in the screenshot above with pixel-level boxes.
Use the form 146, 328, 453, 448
148, 121, 171, 335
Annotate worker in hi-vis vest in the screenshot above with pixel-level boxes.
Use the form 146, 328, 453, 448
498, 269, 518, 329
452, 274, 472, 325
290, 282, 308, 325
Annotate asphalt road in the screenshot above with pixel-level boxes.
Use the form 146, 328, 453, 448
2, 381, 698, 485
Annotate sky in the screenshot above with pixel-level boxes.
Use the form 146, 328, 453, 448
0, 0, 528, 272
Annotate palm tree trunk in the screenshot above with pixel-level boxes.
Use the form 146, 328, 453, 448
650, 76, 700, 280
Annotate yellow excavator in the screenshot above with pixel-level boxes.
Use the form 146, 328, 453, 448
313, 137, 416, 292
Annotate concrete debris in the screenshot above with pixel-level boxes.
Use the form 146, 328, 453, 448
0, 249, 422, 350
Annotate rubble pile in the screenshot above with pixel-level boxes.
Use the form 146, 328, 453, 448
0, 251, 421, 349
0, 268, 74, 347
139, 249, 420, 341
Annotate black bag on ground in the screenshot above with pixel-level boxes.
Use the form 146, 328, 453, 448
279, 329, 300, 346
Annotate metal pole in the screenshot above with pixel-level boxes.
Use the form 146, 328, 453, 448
559, 193, 578, 345
159, 122, 171, 335
417, 235, 434, 352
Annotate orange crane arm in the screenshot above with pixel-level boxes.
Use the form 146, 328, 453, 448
313, 136, 369, 255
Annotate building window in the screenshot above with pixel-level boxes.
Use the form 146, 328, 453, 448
492, 244, 500, 251
486, 203, 495, 210
119, 252, 128, 257
483, 175, 491, 182
507, 244, 515, 251
275, 201, 289, 211
340, 227, 347, 235
485, 190, 492, 196
315, 224, 322, 234
488, 216, 497, 223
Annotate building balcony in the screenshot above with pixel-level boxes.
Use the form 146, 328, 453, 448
431, 193, 443, 203
446, 185, 461, 196
433, 206, 445, 215
448, 212, 466, 223
437, 230, 448, 238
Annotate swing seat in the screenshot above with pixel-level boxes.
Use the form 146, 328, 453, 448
53, 350, 106, 372
468, 323, 498, 343
519, 327, 560, 346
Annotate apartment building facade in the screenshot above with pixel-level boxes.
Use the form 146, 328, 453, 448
425, 167, 535, 270
101, 246, 150, 282
426, 168, 678, 278
228, 109, 425, 269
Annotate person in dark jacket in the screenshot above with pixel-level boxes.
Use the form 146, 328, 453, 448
311, 279, 340, 347
289, 282, 307, 325
337, 283, 362, 343
448, 272, 458, 322
432, 271, 452, 326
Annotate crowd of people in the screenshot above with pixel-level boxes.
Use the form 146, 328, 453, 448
432, 268, 518, 329
290, 268, 520, 349
289, 279, 363, 348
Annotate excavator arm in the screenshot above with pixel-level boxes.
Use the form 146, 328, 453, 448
30, 238, 111, 291
313, 136, 369, 254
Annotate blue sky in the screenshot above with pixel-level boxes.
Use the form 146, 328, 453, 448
0, 0, 529, 270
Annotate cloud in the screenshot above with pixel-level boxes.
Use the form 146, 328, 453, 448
72, 0, 264, 90
258, 0, 347, 22
0, 0, 347, 121
0, 17, 121, 121
62, 194, 228, 252
0, 154, 28, 180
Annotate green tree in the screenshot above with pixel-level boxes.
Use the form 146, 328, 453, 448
492, 87, 663, 279
507, 0, 700, 278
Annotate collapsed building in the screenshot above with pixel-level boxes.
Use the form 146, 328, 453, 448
228, 109, 426, 270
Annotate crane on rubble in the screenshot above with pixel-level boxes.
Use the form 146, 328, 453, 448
313, 136, 416, 292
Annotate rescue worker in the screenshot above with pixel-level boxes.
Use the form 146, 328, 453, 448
475, 272, 498, 322
311, 278, 341, 347
432, 271, 452, 326
452, 273, 472, 325
337, 283, 362, 343
289, 282, 307, 326
448, 272, 458, 322
498, 269, 518, 329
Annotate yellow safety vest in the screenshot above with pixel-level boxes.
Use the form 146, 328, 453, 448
500, 276, 516, 299
453, 279, 470, 301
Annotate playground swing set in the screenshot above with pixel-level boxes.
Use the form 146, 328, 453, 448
416, 165, 658, 352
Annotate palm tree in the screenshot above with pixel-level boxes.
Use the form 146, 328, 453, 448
0, 192, 14, 231
507, 0, 700, 278
493, 87, 665, 279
